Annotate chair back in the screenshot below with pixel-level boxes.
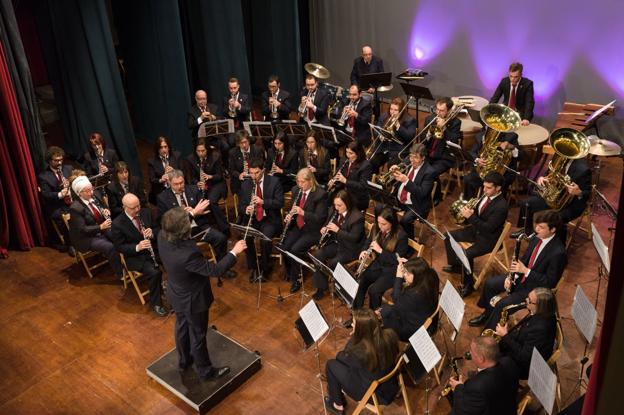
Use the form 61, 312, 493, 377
407, 238, 424, 257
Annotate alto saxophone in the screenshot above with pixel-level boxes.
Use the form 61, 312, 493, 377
480, 302, 527, 341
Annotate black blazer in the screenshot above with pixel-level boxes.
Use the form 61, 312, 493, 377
219, 93, 251, 126
68, 196, 109, 252
238, 174, 284, 228
382, 277, 437, 342
490, 77, 535, 122
560, 158, 592, 218
423, 114, 461, 163
298, 148, 331, 185
38, 165, 74, 215
298, 88, 331, 125
183, 152, 226, 198
110, 208, 157, 270
105, 178, 146, 218
500, 313, 557, 379
187, 103, 219, 138
464, 194, 509, 251
515, 235, 567, 292
157, 233, 237, 314
82, 148, 119, 176
156, 186, 225, 231
396, 161, 436, 218
376, 113, 417, 152
286, 185, 328, 234
325, 208, 365, 258
228, 146, 265, 194
342, 98, 373, 147
266, 148, 298, 190
334, 159, 373, 211
350, 55, 385, 87
363, 229, 409, 270
147, 150, 182, 199
261, 89, 292, 121
451, 357, 519, 415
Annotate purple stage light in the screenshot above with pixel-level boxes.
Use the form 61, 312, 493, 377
407, 0, 458, 65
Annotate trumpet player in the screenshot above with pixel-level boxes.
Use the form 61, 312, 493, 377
111, 193, 168, 317
281, 168, 328, 293
443, 172, 508, 298
371, 97, 417, 171
352, 207, 409, 310
220, 78, 251, 129
339, 85, 372, 147
82, 132, 119, 177
265, 131, 298, 190
470, 210, 566, 331
228, 130, 264, 197
261, 75, 291, 121
147, 136, 181, 204
298, 74, 330, 125
424, 97, 461, 178
187, 89, 219, 138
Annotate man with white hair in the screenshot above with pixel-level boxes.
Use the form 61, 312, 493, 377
350, 45, 384, 119
68, 176, 122, 277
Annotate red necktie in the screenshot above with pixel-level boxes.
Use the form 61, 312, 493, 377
296, 192, 307, 229
429, 139, 438, 158
276, 152, 283, 165
509, 85, 517, 110
336, 213, 345, 227
521, 239, 543, 282
178, 193, 188, 207
399, 168, 415, 203
89, 202, 104, 224
348, 115, 356, 138
133, 217, 143, 233
478, 197, 490, 216
255, 182, 264, 221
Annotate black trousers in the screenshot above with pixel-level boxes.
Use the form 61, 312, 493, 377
477, 274, 530, 330
312, 242, 358, 291
353, 261, 395, 310
245, 219, 279, 273
131, 259, 163, 307
444, 228, 493, 280
50, 207, 71, 247
429, 158, 453, 177
326, 359, 368, 406
174, 308, 212, 377
282, 226, 320, 281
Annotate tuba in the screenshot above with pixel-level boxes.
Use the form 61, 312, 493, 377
537, 128, 590, 211
448, 197, 481, 225
475, 104, 521, 179
481, 302, 527, 341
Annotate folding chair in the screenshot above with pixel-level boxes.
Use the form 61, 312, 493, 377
120, 254, 150, 305
62, 213, 108, 279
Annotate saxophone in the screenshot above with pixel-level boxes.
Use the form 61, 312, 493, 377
481, 302, 527, 341
475, 104, 520, 179
448, 196, 481, 225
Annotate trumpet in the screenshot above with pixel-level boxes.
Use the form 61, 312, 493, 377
440, 352, 472, 398
200, 105, 216, 121
327, 159, 348, 191
299, 90, 313, 117
374, 161, 409, 190
137, 215, 159, 268
337, 101, 354, 128
270, 92, 279, 119
228, 94, 237, 118
318, 211, 339, 248
278, 188, 302, 245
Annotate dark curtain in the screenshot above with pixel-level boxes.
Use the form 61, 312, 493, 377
0, 39, 46, 255
0, 0, 47, 172
111, 0, 192, 156
35, 0, 141, 175
179, 0, 252, 104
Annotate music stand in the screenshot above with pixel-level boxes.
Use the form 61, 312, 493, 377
243, 121, 275, 147
198, 119, 234, 139
367, 124, 402, 159
88, 173, 111, 190
275, 246, 313, 306
399, 82, 434, 130
361, 72, 393, 120
310, 123, 340, 145
367, 181, 401, 209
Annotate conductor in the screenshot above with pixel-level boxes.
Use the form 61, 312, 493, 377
158, 207, 247, 380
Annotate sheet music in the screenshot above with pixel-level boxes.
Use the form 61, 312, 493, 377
528, 347, 557, 415
333, 263, 359, 299
571, 285, 597, 344
367, 180, 383, 190
439, 280, 465, 333
298, 300, 329, 343
591, 223, 610, 273
408, 326, 442, 373
445, 140, 462, 150
447, 232, 471, 273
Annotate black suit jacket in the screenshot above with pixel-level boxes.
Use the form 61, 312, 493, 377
561, 158, 592, 218
515, 235, 567, 292
286, 185, 328, 234
187, 103, 219, 138
105, 178, 146, 218
156, 186, 221, 230
219, 93, 251, 126
423, 114, 461, 163
261, 89, 292, 121
325, 208, 365, 258
228, 146, 265, 194
110, 208, 158, 270
238, 174, 284, 228
298, 88, 330, 125
38, 165, 74, 215
377, 114, 417, 152
157, 233, 237, 314
147, 151, 182, 199
350, 55, 384, 87
343, 98, 373, 147
396, 161, 436, 218
68, 196, 109, 252
334, 159, 373, 211
266, 148, 298, 190
464, 194, 509, 251
500, 314, 557, 379
382, 277, 437, 342
183, 152, 225, 196
82, 148, 119, 177
451, 357, 519, 415
490, 77, 535, 122
298, 149, 331, 184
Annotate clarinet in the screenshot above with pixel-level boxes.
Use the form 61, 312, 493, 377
278, 187, 302, 245
243, 181, 257, 240
327, 159, 348, 191
507, 232, 536, 293
318, 211, 339, 248
355, 228, 378, 279
199, 157, 209, 200
137, 215, 159, 268
57, 167, 72, 204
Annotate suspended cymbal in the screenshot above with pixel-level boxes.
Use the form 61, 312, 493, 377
589, 137, 621, 156
377, 84, 394, 92
304, 62, 330, 79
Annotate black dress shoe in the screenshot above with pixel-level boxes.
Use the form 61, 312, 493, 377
443, 265, 461, 274
290, 280, 302, 293
469, 312, 490, 327
67, 246, 76, 257
223, 270, 237, 279
153, 305, 168, 317
509, 230, 524, 239
312, 289, 325, 300
460, 284, 475, 298
324, 396, 345, 415
248, 270, 258, 283
177, 360, 194, 372
201, 366, 230, 380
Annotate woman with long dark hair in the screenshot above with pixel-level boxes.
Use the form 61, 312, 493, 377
298, 130, 330, 185
266, 130, 298, 190
82, 132, 119, 176
183, 138, 227, 203
147, 135, 181, 204
105, 161, 146, 218
328, 141, 372, 211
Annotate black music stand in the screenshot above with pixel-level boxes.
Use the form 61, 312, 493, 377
89, 173, 111, 190
361, 72, 393, 119
275, 246, 313, 306
310, 123, 341, 145
367, 180, 400, 209
198, 119, 234, 139
274, 121, 308, 147
243, 121, 274, 147
400, 83, 434, 130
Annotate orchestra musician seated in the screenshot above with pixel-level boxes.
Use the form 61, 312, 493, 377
328, 142, 372, 212
183, 138, 228, 206
298, 130, 331, 186
81, 132, 119, 177
265, 131, 298, 191
370, 97, 417, 172
423, 97, 461, 179
489, 62, 534, 126
298, 74, 330, 126
261, 75, 291, 121
147, 136, 181, 205
105, 161, 146, 219
338, 85, 373, 148
187, 89, 219, 139
228, 130, 264, 199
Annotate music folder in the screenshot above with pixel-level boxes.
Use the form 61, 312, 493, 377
295, 300, 330, 349
360, 72, 393, 90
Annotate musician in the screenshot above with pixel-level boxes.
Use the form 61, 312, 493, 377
353, 207, 409, 310
220, 77, 251, 129
183, 138, 228, 206
228, 130, 264, 197
378, 259, 439, 342
110, 193, 167, 317
311, 190, 365, 299
68, 176, 123, 277
158, 207, 247, 380
449, 336, 519, 415
371, 97, 417, 171
147, 136, 182, 204
298, 74, 330, 125
350, 46, 384, 91
490, 62, 534, 126
324, 308, 399, 415
261, 75, 292, 121
156, 170, 232, 275
423, 97, 461, 178
330, 142, 372, 211
239, 158, 284, 282
443, 172, 509, 298
339, 85, 373, 147
513, 158, 592, 243
38, 146, 75, 255
393, 143, 436, 238
265, 131, 298, 191
463, 131, 520, 199
81, 132, 119, 177
106, 161, 146, 218
298, 130, 331, 185
281, 168, 328, 293
470, 210, 566, 330
187, 89, 219, 139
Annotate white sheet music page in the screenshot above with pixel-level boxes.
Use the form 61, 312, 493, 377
298, 300, 329, 343
333, 263, 359, 299
447, 232, 471, 273
591, 223, 610, 273
439, 280, 465, 333
571, 285, 597, 344
408, 326, 442, 373
528, 347, 557, 415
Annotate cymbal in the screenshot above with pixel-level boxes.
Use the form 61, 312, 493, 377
589, 138, 621, 156
304, 62, 330, 79
377, 84, 394, 92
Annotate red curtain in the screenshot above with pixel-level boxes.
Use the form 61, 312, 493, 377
0, 39, 46, 256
